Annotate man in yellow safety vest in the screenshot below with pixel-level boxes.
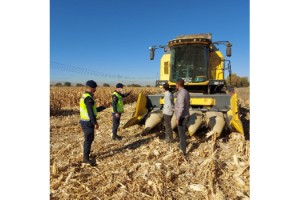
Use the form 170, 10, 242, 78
111, 83, 132, 140
80, 80, 105, 166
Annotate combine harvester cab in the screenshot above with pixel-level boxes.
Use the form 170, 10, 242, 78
124, 33, 244, 137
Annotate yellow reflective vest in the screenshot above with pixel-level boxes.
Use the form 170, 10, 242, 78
80, 93, 97, 121
112, 92, 124, 113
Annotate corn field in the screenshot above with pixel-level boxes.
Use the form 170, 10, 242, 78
50, 87, 160, 116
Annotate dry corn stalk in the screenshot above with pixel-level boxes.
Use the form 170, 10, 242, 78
50, 87, 250, 199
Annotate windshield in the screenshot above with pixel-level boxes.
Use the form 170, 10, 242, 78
170, 44, 209, 83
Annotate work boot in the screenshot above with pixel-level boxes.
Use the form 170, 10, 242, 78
83, 156, 97, 166
112, 135, 122, 140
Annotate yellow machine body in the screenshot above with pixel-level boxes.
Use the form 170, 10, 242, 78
123, 93, 148, 128
124, 33, 244, 137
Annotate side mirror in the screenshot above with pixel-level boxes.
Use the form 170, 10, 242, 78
226, 43, 232, 57
150, 47, 155, 60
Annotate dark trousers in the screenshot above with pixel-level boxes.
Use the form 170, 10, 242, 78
177, 116, 189, 154
80, 121, 95, 159
163, 114, 173, 142
112, 113, 121, 136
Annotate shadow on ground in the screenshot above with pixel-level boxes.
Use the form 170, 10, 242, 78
95, 130, 165, 160
51, 109, 79, 117
240, 107, 250, 140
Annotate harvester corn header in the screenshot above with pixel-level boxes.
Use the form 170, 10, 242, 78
124, 33, 244, 138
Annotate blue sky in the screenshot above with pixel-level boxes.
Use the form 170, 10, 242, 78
4, 1, 300, 198
50, 0, 249, 85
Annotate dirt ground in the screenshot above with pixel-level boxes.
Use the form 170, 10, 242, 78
50, 88, 250, 199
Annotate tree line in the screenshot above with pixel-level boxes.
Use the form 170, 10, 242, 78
226, 74, 249, 87
51, 75, 249, 88
51, 82, 152, 87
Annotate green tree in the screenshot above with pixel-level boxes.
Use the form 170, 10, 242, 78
226, 74, 249, 87
127, 84, 141, 87
103, 83, 110, 87
55, 82, 62, 86
239, 77, 249, 87
227, 73, 238, 87
64, 82, 72, 87
76, 83, 84, 86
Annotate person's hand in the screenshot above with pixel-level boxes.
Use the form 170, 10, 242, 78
94, 124, 99, 130
176, 120, 179, 125
115, 113, 120, 118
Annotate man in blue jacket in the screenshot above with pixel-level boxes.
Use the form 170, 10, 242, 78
111, 83, 132, 140
79, 80, 105, 166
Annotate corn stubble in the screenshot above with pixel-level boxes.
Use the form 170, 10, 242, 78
50, 87, 250, 199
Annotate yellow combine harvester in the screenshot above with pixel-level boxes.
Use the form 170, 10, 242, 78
124, 33, 244, 138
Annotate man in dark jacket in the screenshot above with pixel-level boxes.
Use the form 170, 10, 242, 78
79, 80, 105, 166
111, 83, 132, 140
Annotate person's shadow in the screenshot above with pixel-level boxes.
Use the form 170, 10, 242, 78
240, 107, 250, 140
95, 132, 163, 160
97, 106, 106, 112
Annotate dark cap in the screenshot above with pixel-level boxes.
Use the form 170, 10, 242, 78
116, 83, 124, 88
86, 80, 97, 88
162, 83, 169, 90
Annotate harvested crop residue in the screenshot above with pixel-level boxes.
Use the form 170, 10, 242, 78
50, 100, 250, 199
